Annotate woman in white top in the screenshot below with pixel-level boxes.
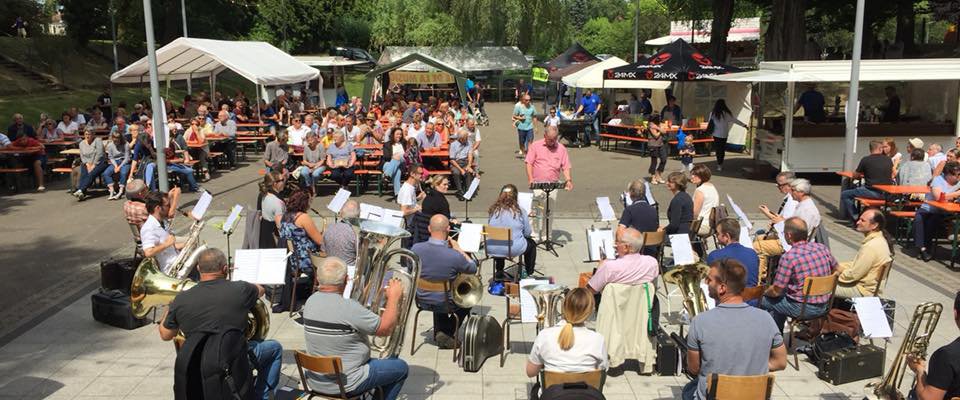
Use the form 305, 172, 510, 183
526, 288, 608, 378
707, 99, 747, 171
406, 112, 425, 139
690, 164, 719, 236
881, 137, 902, 179
56, 112, 80, 138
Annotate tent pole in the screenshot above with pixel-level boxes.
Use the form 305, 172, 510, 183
844, 0, 865, 172
187, 72, 192, 95
783, 81, 795, 172
955, 82, 960, 137
256, 84, 262, 123
142, 0, 169, 192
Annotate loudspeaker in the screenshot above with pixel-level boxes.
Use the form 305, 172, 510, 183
91, 289, 150, 330
655, 328, 680, 376
100, 258, 139, 294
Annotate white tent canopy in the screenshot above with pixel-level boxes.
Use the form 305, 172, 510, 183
561, 56, 671, 89
709, 58, 960, 82
111, 37, 319, 85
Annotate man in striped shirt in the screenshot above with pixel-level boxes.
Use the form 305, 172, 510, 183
762, 217, 837, 331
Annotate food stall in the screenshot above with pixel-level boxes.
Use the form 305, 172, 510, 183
709, 59, 960, 173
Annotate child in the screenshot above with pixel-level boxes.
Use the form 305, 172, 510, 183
543, 106, 560, 127
679, 135, 696, 171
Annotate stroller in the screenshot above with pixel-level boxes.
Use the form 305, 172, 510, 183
469, 101, 489, 126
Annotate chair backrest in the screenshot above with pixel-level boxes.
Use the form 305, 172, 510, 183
543, 370, 605, 391
504, 282, 520, 297
689, 218, 703, 240
483, 225, 514, 257
294, 351, 348, 397
706, 373, 775, 400
709, 205, 729, 233
641, 230, 665, 247
872, 260, 893, 297
802, 272, 838, 299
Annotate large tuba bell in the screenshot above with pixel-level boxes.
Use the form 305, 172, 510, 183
451, 273, 483, 308
869, 302, 942, 400
166, 219, 208, 279
129, 257, 271, 341
349, 219, 421, 358
662, 263, 709, 319
523, 283, 568, 331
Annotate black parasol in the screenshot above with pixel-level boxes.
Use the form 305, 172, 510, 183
604, 38, 742, 82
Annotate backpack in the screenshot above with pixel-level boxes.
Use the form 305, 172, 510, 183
175, 328, 254, 400
537, 382, 605, 400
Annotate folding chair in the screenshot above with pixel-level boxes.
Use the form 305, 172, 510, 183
294, 351, 381, 400
785, 272, 838, 370
410, 277, 461, 361
705, 373, 775, 400
499, 282, 523, 367
541, 369, 605, 392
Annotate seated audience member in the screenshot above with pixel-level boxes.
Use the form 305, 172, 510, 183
914, 161, 960, 261
277, 189, 324, 313
326, 132, 356, 190
123, 179, 180, 229
526, 288, 608, 379
761, 217, 837, 332
928, 144, 947, 172
416, 122, 442, 150
660, 172, 693, 235
907, 290, 960, 400
586, 228, 659, 295
619, 179, 659, 236
184, 116, 211, 181
835, 208, 893, 298
303, 257, 408, 400
448, 129, 474, 198
111, 116, 130, 139
140, 191, 185, 275
73, 126, 109, 201
840, 140, 894, 222
899, 148, 933, 186
487, 185, 536, 280
56, 112, 80, 138
411, 214, 477, 349
7, 113, 36, 140
287, 116, 311, 147
754, 178, 821, 282
159, 248, 282, 400
5, 125, 46, 191
298, 132, 326, 193
683, 259, 787, 400
263, 129, 289, 175
706, 218, 760, 294
39, 118, 59, 142
932, 148, 958, 178
257, 171, 285, 249
87, 109, 108, 130
105, 131, 131, 200
212, 110, 238, 168
323, 200, 359, 266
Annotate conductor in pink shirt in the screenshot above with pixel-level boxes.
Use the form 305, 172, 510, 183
525, 125, 573, 191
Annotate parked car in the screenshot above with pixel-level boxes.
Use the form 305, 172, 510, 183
333, 46, 376, 64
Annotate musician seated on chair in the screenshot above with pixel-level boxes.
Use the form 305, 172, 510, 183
753, 179, 822, 282
487, 184, 536, 281
411, 214, 477, 349
706, 218, 760, 305
586, 228, 659, 296
834, 208, 892, 299
123, 179, 181, 229
159, 248, 283, 400
907, 290, 960, 400
618, 179, 659, 255
526, 288, 608, 378
682, 259, 787, 400
757, 171, 796, 230
140, 191, 186, 275
302, 257, 409, 400
760, 217, 837, 332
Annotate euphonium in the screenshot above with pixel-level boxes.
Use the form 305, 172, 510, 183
167, 219, 207, 279
523, 283, 568, 331
452, 273, 483, 308
348, 219, 421, 359
663, 263, 709, 318
129, 257, 271, 341
870, 302, 942, 400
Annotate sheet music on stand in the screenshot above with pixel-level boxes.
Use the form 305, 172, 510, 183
457, 223, 483, 253
595, 196, 616, 221
739, 229, 754, 250
669, 234, 697, 265
223, 204, 243, 234
359, 203, 404, 227
232, 249, 288, 285
518, 192, 534, 216
851, 297, 893, 339
327, 188, 351, 213
463, 178, 480, 200
191, 191, 213, 220
585, 228, 615, 261
519, 278, 551, 323
726, 195, 753, 230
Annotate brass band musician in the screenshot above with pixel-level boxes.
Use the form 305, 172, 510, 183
907, 291, 960, 400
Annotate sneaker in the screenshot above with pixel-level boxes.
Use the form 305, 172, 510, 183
117, 186, 125, 199
435, 332, 458, 349
77, 192, 87, 201
71, 189, 82, 198
36, 186, 46, 192
107, 192, 116, 200
203, 172, 211, 181
717, 165, 723, 172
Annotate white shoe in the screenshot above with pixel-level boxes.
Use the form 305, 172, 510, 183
717, 165, 723, 171
107, 192, 116, 200
72, 189, 82, 197
117, 186, 125, 199
36, 186, 46, 192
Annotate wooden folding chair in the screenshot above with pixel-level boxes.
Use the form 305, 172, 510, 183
641, 230, 669, 297
871, 260, 893, 297
480, 225, 523, 282
705, 373, 775, 400
541, 369, 605, 392
741, 285, 767, 303
500, 282, 522, 367
294, 351, 381, 399
410, 277, 461, 361
786, 272, 839, 370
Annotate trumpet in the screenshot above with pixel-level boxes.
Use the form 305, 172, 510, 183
869, 302, 943, 399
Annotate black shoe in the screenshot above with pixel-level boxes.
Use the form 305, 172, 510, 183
435, 332, 458, 349
920, 249, 934, 262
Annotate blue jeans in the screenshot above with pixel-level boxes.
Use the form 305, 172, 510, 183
78, 160, 109, 192
840, 186, 882, 221
518, 129, 533, 151
299, 165, 326, 188
913, 208, 945, 250
248, 340, 282, 400
681, 379, 699, 400
168, 163, 199, 191
584, 113, 600, 145
348, 357, 408, 400
382, 159, 403, 196
762, 295, 828, 332
144, 162, 157, 189
102, 163, 130, 187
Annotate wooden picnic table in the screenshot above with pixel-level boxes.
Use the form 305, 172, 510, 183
0, 146, 44, 155
60, 148, 81, 156
237, 122, 269, 131
836, 171, 856, 179
873, 185, 930, 195
925, 200, 960, 270
44, 139, 80, 147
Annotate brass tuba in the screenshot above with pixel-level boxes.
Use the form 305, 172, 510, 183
348, 219, 421, 359
451, 273, 483, 308
129, 257, 271, 341
870, 302, 942, 400
523, 283, 568, 331
662, 263, 709, 319
167, 219, 208, 279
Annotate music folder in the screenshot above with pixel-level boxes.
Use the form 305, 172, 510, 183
232, 249, 288, 285
585, 228, 615, 262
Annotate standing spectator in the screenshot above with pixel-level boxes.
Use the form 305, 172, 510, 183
74, 127, 108, 201
707, 99, 747, 171
97, 87, 113, 121
398, 164, 425, 228
660, 172, 693, 235
839, 140, 894, 223
576, 89, 602, 147
636, 91, 653, 118
512, 94, 536, 157
258, 171, 285, 249
448, 129, 474, 199
104, 131, 131, 200
212, 110, 237, 168
326, 132, 356, 190
878, 86, 901, 123
6, 113, 36, 140
12, 17, 27, 38
514, 79, 532, 101
298, 132, 326, 193
646, 115, 667, 184
660, 95, 683, 126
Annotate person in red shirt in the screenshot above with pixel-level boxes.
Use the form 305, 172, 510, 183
9, 134, 45, 191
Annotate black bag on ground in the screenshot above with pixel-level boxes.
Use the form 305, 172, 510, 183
803, 331, 857, 365
100, 258, 139, 294
533, 382, 605, 400
91, 289, 150, 330
174, 328, 254, 400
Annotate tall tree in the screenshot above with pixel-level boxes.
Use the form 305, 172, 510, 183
764, 0, 808, 61
709, 0, 736, 61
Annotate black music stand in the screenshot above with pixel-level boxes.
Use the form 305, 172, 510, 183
534, 184, 564, 257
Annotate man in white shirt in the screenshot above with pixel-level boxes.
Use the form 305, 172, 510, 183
286, 117, 311, 147
68, 107, 87, 127
213, 110, 238, 168
342, 116, 361, 143
753, 178, 822, 282
397, 164, 424, 218
928, 143, 946, 171
139, 191, 185, 275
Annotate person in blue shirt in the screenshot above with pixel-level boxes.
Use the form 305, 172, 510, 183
794, 83, 826, 123
660, 95, 683, 126
486, 184, 536, 281
512, 94, 537, 156
410, 214, 477, 349
576, 89, 602, 147
706, 218, 760, 305
257, 99, 279, 126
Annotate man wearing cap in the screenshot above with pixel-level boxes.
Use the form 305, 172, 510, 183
907, 138, 927, 163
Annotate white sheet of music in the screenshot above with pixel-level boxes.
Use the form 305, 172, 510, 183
519, 278, 551, 323
699, 281, 716, 310
781, 196, 799, 219
343, 265, 357, 299
595, 196, 616, 221
852, 297, 893, 338
726, 194, 753, 230
518, 192, 534, 216
223, 204, 243, 234
622, 191, 633, 206
191, 190, 213, 220
327, 188, 351, 213
586, 229, 615, 261
457, 223, 483, 253
669, 234, 696, 265
774, 221, 792, 252
232, 249, 288, 285
463, 178, 480, 200
359, 203, 384, 221
381, 209, 404, 227
739, 229, 754, 250
644, 182, 656, 205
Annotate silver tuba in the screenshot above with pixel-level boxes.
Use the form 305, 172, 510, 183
523, 283, 568, 331
349, 219, 421, 358
167, 219, 208, 279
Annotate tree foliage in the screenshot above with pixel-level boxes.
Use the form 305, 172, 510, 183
1, 0, 43, 37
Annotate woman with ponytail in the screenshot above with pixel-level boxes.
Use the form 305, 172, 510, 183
525, 288, 608, 378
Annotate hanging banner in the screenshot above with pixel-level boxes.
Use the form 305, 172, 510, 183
388, 71, 455, 85
532, 67, 550, 82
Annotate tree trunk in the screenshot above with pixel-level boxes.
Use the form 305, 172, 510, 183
764, 0, 807, 61
895, 0, 916, 55
709, 0, 735, 62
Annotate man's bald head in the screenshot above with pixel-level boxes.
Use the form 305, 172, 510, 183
428, 214, 449, 239
621, 228, 644, 253
340, 199, 360, 219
